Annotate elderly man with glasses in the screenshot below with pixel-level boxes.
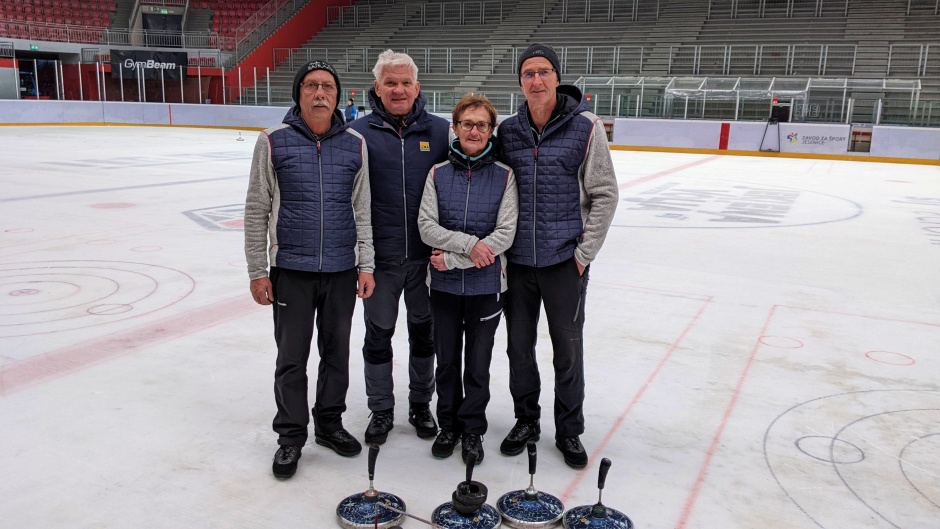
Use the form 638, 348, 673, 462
496, 43, 619, 469
244, 60, 375, 479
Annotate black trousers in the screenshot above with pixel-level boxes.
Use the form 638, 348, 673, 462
271, 266, 357, 446
431, 289, 503, 435
505, 258, 589, 438
361, 260, 435, 411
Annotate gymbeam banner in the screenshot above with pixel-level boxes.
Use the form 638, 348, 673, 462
110, 50, 187, 80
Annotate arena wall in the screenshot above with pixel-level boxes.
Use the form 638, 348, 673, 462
1, 100, 937, 164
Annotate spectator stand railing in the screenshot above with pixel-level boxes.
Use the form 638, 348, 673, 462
234, 0, 318, 62
0, 18, 222, 49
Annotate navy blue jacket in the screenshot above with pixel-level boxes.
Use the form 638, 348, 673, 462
498, 86, 595, 267
349, 90, 449, 264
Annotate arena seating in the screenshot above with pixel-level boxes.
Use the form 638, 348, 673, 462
0, 0, 117, 28
238, 0, 938, 115
204, 0, 265, 49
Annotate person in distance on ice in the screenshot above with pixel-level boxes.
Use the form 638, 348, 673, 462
497, 43, 619, 469
244, 59, 375, 479
418, 93, 518, 465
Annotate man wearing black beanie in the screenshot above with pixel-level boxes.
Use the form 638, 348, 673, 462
245, 59, 375, 479
497, 43, 619, 469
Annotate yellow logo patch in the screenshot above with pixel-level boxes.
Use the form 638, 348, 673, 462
420, 141, 430, 151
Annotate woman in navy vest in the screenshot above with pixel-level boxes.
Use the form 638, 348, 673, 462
417, 94, 518, 464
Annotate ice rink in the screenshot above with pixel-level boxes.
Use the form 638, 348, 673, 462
1, 125, 938, 528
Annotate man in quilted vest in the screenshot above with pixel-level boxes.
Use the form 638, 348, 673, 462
244, 60, 375, 479
496, 43, 619, 469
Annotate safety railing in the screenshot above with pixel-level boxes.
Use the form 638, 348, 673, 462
0, 18, 224, 49
706, 0, 851, 19
403, 1, 504, 25
543, 0, 644, 23
80, 47, 223, 67
270, 43, 933, 81
234, 0, 311, 61
888, 44, 935, 77
8, 56, 224, 104
327, 1, 504, 26
273, 45, 649, 76
669, 44, 858, 76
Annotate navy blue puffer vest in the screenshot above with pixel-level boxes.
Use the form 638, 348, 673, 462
498, 87, 592, 267
429, 142, 510, 296
270, 108, 362, 273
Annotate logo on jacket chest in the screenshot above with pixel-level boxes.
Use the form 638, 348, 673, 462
420, 141, 430, 151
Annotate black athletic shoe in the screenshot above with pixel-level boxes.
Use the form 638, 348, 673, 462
432, 429, 461, 458
462, 433, 484, 465
408, 402, 438, 439
364, 409, 394, 444
499, 419, 540, 456
272, 444, 301, 479
555, 436, 588, 469
315, 428, 362, 457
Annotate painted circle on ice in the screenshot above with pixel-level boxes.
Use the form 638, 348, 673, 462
899, 433, 940, 509
794, 436, 865, 464
759, 336, 804, 349
87, 304, 134, 315
613, 179, 862, 229
865, 350, 915, 366
764, 389, 940, 528
0, 260, 194, 337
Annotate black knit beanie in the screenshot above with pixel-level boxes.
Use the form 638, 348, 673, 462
292, 60, 341, 105
517, 43, 560, 85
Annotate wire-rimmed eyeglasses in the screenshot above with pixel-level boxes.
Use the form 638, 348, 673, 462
455, 120, 494, 133
300, 81, 337, 94
521, 68, 556, 82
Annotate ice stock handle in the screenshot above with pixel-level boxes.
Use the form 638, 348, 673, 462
598, 458, 611, 490
368, 443, 380, 480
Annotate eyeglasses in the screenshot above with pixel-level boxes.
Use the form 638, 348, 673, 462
300, 81, 337, 94
521, 68, 556, 82
456, 120, 493, 133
